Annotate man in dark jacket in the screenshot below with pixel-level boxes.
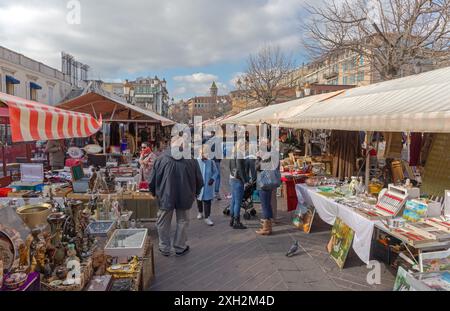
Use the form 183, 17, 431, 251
149, 147, 204, 257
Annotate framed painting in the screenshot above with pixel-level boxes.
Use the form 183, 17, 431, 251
327, 217, 354, 269
419, 249, 450, 273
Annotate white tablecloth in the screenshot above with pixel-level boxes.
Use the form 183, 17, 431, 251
296, 184, 376, 264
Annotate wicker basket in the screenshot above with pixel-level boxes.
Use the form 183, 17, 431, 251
41, 258, 93, 291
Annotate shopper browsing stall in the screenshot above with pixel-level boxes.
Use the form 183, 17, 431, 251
139, 143, 157, 182
45, 139, 66, 170
255, 138, 281, 236
196, 145, 219, 226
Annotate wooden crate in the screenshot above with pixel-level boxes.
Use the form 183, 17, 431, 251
139, 240, 154, 290
106, 239, 154, 291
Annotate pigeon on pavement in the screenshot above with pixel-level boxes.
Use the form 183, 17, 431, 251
286, 240, 299, 257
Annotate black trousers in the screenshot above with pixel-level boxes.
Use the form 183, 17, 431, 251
197, 200, 212, 218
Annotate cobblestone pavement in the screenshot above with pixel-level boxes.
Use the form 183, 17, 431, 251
147, 161, 396, 291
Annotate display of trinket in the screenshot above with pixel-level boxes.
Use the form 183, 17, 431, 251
47, 212, 66, 246
92, 250, 108, 276
54, 266, 68, 280
86, 221, 116, 238
103, 168, 116, 193
15, 203, 53, 231
87, 275, 113, 291
110, 278, 134, 291
30, 241, 46, 273
106, 256, 139, 278
3, 272, 28, 290
349, 176, 359, 195
0, 226, 23, 273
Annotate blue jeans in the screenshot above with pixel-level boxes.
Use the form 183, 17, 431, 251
230, 178, 244, 217
214, 160, 221, 194
259, 189, 273, 219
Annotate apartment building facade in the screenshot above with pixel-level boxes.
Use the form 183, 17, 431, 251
0, 46, 72, 105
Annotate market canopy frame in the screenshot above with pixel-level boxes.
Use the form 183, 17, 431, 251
57, 86, 175, 127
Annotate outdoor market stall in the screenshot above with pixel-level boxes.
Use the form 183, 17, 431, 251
0, 93, 155, 291
221, 67, 450, 282
57, 85, 175, 155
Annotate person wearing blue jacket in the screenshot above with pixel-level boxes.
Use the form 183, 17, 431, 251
196, 146, 219, 226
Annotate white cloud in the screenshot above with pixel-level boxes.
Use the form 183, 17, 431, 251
229, 72, 245, 87
0, 0, 307, 78
173, 73, 218, 84
172, 72, 229, 97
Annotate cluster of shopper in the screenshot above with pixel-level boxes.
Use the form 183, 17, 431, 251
149, 135, 280, 257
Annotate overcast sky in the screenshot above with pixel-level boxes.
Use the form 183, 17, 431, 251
0, 0, 312, 100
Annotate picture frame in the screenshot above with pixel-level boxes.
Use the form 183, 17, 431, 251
419, 249, 450, 273
445, 190, 450, 217
393, 266, 423, 291
327, 218, 354, 269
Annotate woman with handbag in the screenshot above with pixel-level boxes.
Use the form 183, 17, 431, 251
255, 139, 281, 236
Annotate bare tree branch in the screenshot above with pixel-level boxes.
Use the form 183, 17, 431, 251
237, 45, 295, 107
301, 0, 450, 80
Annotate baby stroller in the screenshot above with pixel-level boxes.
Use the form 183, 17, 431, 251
223, 180, 258, 220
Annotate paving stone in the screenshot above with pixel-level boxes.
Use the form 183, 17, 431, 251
147, 164, 394, 291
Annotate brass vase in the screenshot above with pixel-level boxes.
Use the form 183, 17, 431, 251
47, 212, 67, 246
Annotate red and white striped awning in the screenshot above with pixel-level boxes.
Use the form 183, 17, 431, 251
0, 92, 102, 142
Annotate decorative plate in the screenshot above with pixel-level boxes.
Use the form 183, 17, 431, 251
67, 147, 84, 159
83, 144, 103, 155
4, 272, 27, 290
0, 231, 16, 273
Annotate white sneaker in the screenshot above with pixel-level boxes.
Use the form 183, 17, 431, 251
197, 213, 203, 220
204, 218, 214, 226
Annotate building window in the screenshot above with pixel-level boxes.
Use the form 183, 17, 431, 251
48, 87, 54, 105
29, 82, 42, 101
360, 54, 364, 66
6, 75, 20, 95
357, 71, 365, 82
343, 76, 348, 85
30, 88, 37, 101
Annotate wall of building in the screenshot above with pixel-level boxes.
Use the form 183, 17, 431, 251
101, 82, 124, 97
0, 46, 72, 105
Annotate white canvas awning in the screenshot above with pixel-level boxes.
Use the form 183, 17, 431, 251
227, 91, 344, 126
280, 66, 450, 133
220, 107, 265, 125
